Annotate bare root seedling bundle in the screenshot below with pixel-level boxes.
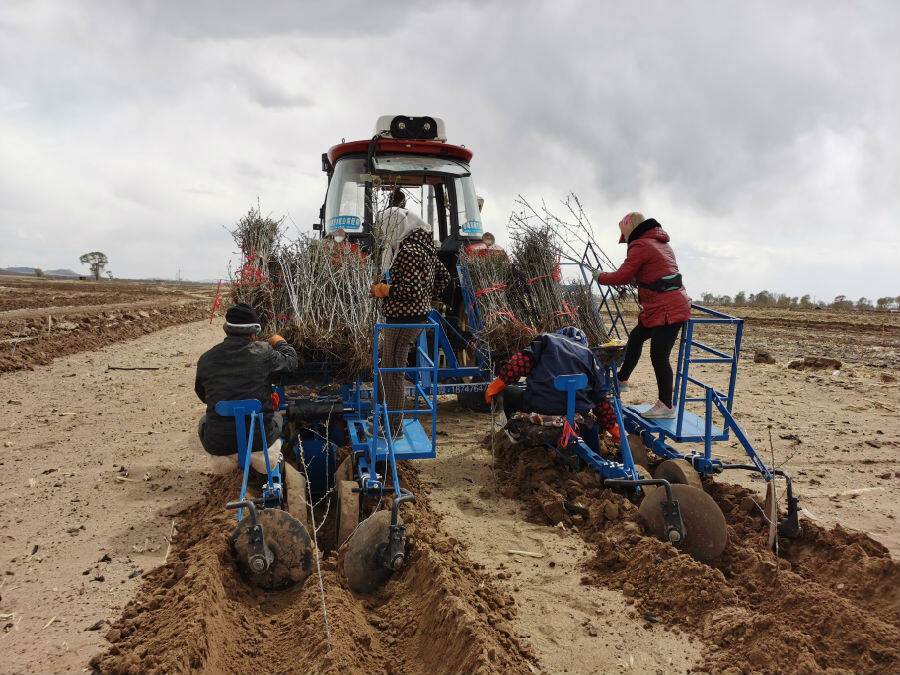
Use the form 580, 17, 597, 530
463, 194, 616, 356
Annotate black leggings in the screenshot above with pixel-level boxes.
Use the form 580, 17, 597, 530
618, 322, 684, 407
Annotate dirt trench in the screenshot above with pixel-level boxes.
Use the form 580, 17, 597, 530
90, 469, 534, 675
490, 432, 900, 675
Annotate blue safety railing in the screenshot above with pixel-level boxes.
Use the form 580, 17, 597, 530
622, 304, 772, 479
673, 304, 742, 437
366, 319, 440, 493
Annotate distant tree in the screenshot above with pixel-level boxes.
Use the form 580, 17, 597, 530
718, 295, 732, 306
799, 294, 811, 309
701, 292, 716, 305
857, 297, 873, 310
832, 295, 853, 310
79, 251, 108, 281
876, 297, 897, 310
34, 268, 44, 277
733, 291, 746, 306
750, 290, 773, 306
106, 270, 114, 280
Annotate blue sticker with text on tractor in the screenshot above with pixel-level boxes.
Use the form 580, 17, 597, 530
327, 215, 362, 232
461, 219, 483, 235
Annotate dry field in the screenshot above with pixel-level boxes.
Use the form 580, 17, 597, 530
0, 282, 897, 674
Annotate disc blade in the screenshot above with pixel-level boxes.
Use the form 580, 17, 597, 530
232, 509, 314, 590
344, 510, 400, 594
639, 484, 727, 564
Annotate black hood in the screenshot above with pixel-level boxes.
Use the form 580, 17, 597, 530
627, 218, 662, 244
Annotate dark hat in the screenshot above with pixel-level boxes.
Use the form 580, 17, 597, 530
224, 302, 261, 335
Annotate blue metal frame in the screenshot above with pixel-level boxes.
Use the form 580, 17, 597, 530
215, 399, 284, 521
340, 319, 440, 496
621, 304, 773, 480
551, 372, 642, 484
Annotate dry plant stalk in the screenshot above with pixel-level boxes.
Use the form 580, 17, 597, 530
464, 194, 614, 355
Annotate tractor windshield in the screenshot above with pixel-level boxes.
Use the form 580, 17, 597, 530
324, 154, 483, 240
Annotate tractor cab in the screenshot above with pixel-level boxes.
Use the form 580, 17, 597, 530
318, 115, 500, 275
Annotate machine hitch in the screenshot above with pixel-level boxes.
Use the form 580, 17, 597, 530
377, 488, 415, 571
226, 500, 273, 575
721, 464, 803, 541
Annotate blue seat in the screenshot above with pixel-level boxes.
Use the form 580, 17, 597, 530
215, 399, 281, 520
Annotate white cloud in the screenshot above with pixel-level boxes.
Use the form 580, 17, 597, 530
0, 0, 897, 299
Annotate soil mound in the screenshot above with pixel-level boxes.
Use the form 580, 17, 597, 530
90, 469, 533, 675
1, 303, 209, 372
488, 432, 900, 675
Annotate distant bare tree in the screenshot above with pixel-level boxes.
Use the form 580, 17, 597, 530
34, 268, 44, 277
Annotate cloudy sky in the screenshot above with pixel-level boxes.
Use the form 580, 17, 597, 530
1, 1, 898, 301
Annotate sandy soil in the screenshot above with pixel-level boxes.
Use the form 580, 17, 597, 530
0, 304, 897, 674
0, 275, 215, 373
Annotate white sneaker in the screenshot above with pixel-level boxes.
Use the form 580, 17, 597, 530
617, 380, 630, 392
642, 401, 676, 419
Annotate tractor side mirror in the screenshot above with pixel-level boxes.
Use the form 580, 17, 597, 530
313, 222, 323, 231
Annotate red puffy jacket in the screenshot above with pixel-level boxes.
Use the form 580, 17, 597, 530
597, 221, 691, 328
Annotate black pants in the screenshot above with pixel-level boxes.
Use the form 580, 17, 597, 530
501, 385, 601, 455
618, 322, 684, 407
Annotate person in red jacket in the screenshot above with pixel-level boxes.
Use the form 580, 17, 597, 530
593, 213, 691, 419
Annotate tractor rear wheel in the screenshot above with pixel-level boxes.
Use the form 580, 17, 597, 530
457, 390, 491, 413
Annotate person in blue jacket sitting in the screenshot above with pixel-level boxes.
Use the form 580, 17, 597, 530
484, 326, 617, 453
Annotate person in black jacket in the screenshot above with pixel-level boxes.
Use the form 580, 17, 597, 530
195, 302, 298, 456
484, 327, 614, 453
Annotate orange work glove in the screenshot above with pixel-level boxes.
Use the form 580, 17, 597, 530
370, 283, 391, 299
268, 334, 286, 347
270, 391, 281, 409
609, 424, 620, 443
484, 376, 506, 403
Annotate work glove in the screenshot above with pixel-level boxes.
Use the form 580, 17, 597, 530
484, 376, 506, 403
591, 268, 603, 283
609, 424, 620, 443
268, 334, 287, 347
370, 283, 391, 299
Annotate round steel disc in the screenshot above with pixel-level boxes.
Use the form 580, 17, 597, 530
653, 458, 704, 490
344, 510, 400, 594
638, 483, 727, 564
283, 463, 309, 533
335, 479, 360, 550
232, 509, 314, 590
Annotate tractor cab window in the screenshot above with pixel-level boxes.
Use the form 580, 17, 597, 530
324, 158, 367, 235
324, 154, 482, 242
451, 175, 483, 239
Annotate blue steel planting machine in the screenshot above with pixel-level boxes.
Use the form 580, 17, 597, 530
530, 244, 803, 562
226, 244, 801, 589
223, 115, 800, 589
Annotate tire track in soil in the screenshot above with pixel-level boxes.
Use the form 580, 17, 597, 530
90, 469, 534, 675
489, 432, 900, 675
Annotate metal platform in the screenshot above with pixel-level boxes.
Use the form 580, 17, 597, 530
347, 417, 436, 462
625, 404, 726, 443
